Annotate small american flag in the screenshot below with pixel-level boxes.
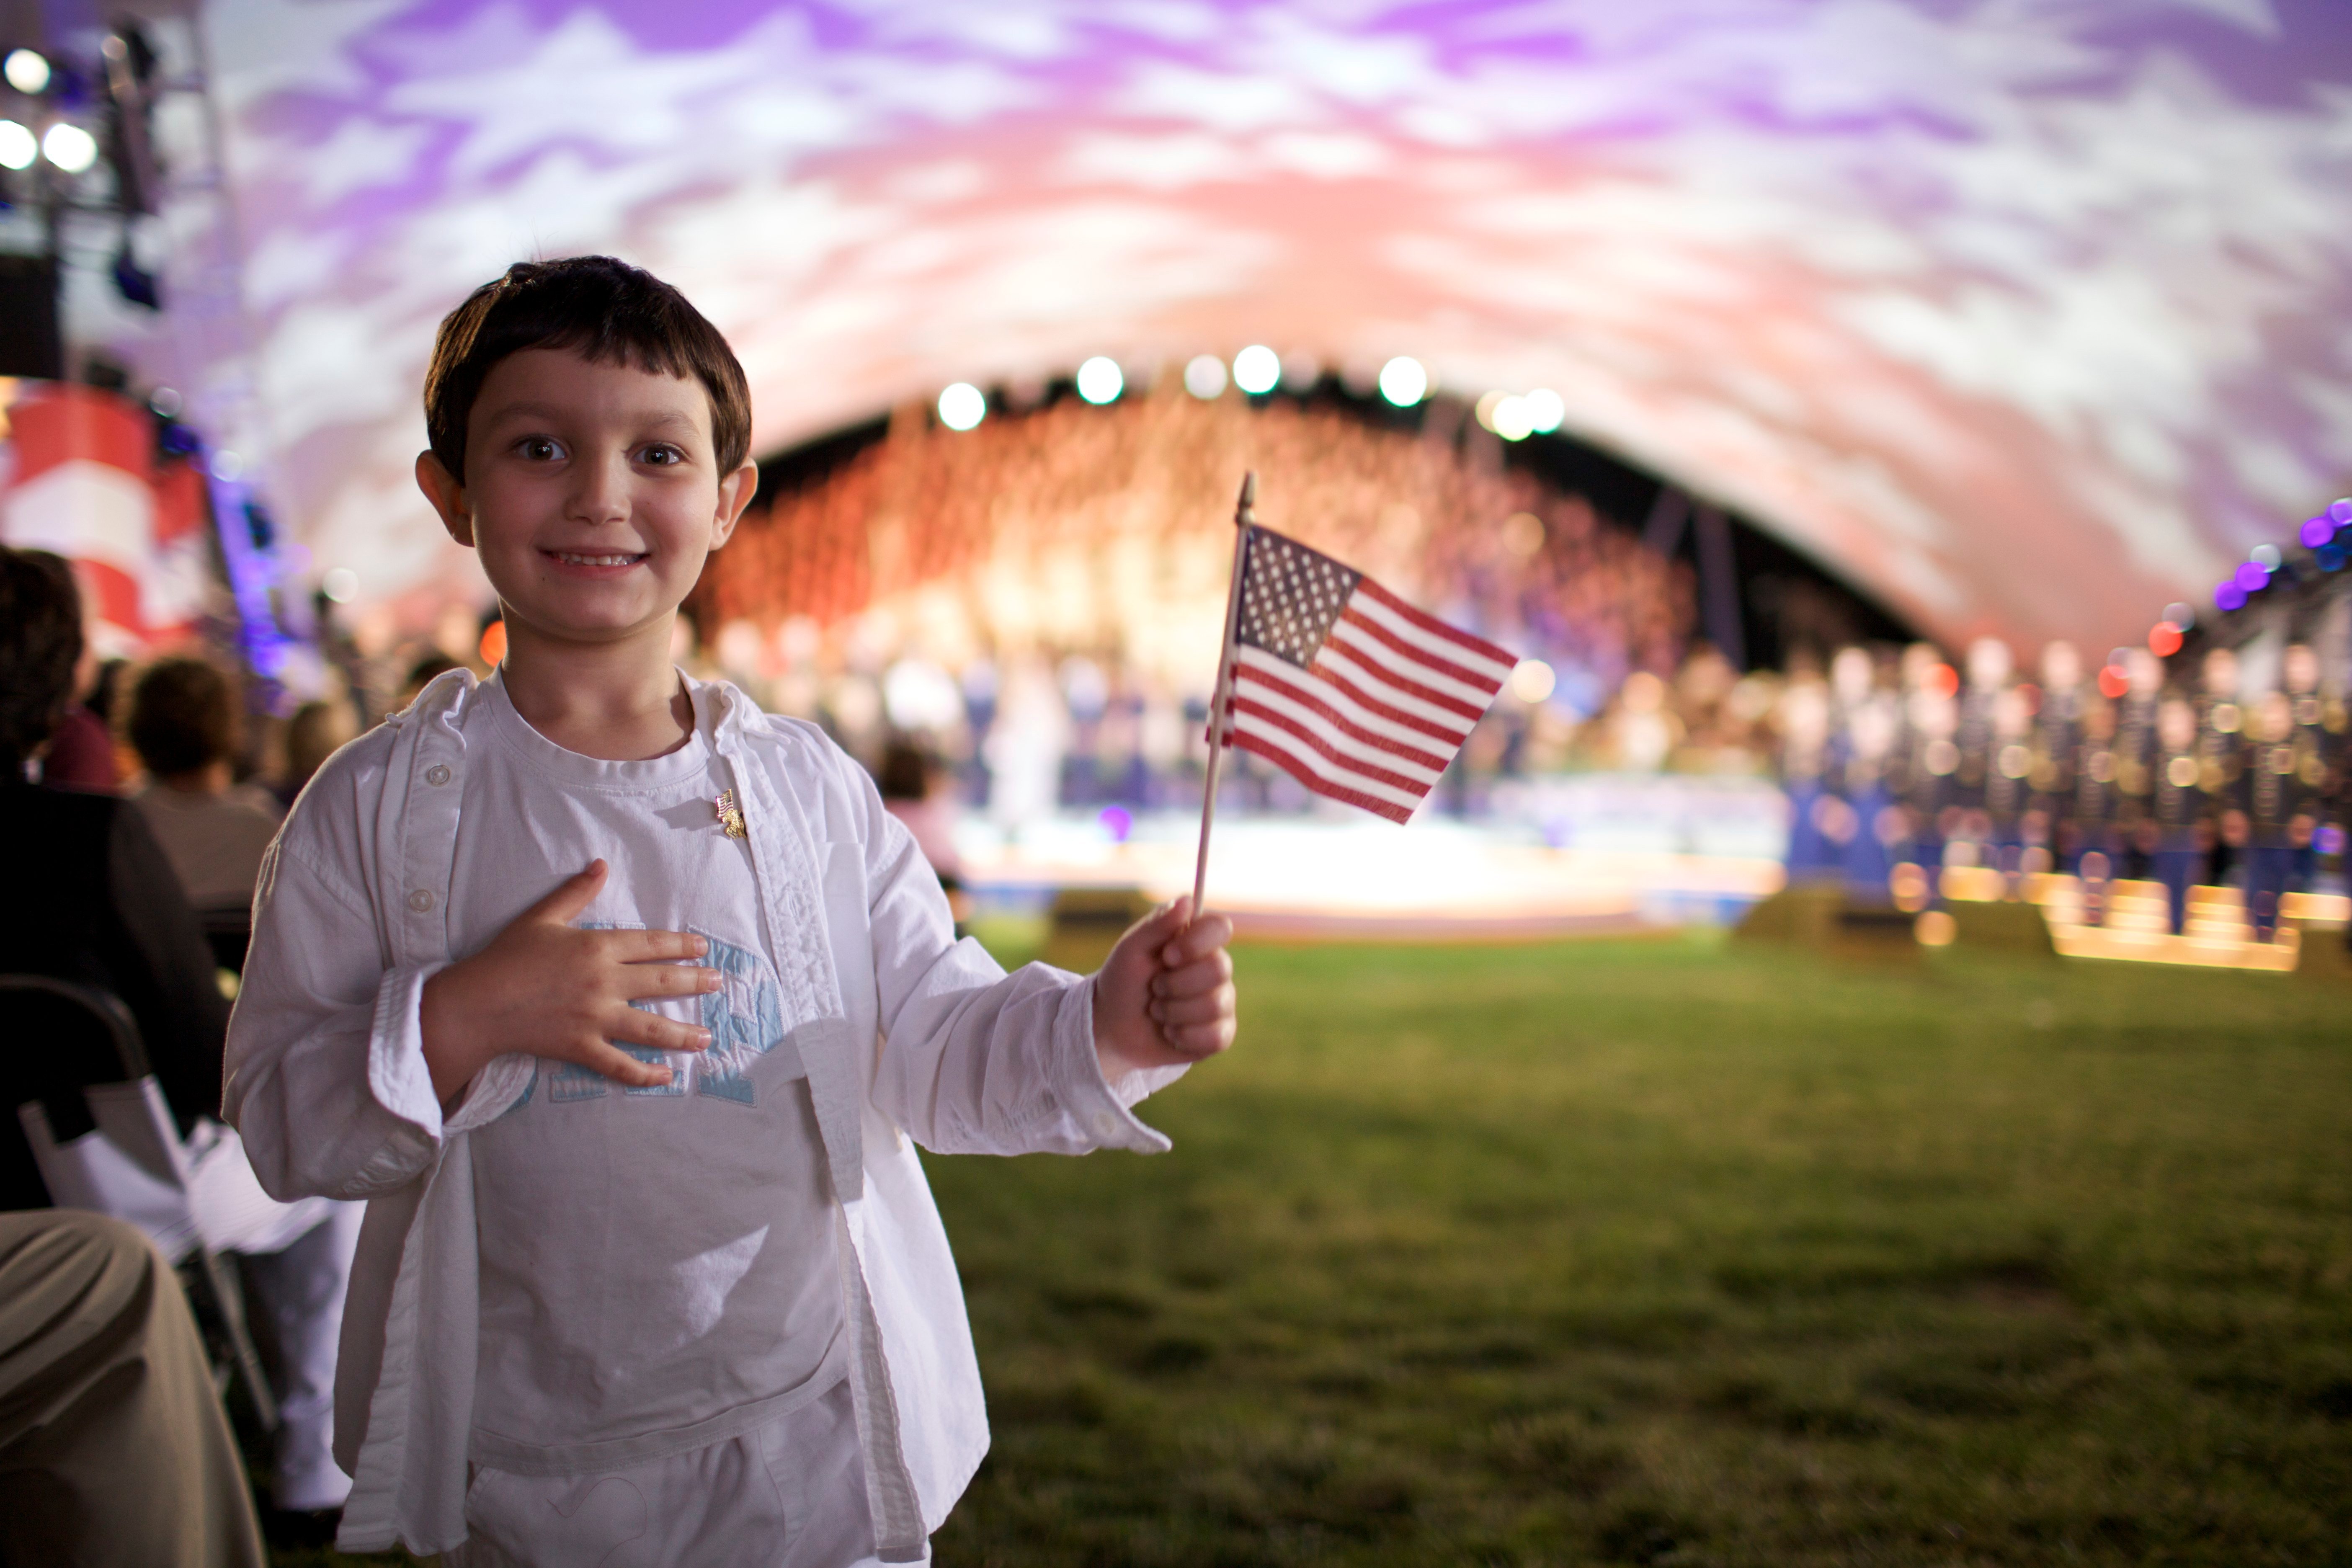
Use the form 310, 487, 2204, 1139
1213, 525, 1515, 823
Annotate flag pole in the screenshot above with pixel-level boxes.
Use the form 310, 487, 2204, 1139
1189, 471, 1256, 925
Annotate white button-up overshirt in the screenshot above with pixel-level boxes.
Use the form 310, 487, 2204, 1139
224, 671, 1183, 1558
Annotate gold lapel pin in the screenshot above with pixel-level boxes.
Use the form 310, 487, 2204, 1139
714, 789, 747, 839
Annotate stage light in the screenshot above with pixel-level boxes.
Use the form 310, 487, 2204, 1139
1378, 356, 1427, 407
937, 382, 986, 431
2301, 515, 2334, 549
1508, 658, 1557, 703
1075, 356, 1122, 405
1183, 354, 1227, 399
321, 567, 358, 603
2097, 665, 2129, 698
2232, 561, 2268, 591
41, 120, 95, 173
1232, 344, 1279, 395
1491, 395, 1534, 441
2148, 622, 2182, 658
2214, 581, 2247, 611
2249, 542, 2281, 570
1522, 388, 1564, 433
209, 449, 243, 480
4, 49, 49, 94
0, 119, 31, 170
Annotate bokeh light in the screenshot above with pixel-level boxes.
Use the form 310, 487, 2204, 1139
479, 620, 508, 665
2318, 544, 2346, 572
2232, 561, 2268, 591
1075, 356, 1123, 405
1378, 356, 1427, 407
2300, 515, 2334, 549
1507, 658, 1558, 704
1522, 389, 1565, 433
3, 48, 50, 94
2249, 542, 2281, 570
1491, 395, 1535, 441
322, 567, 359, 604
0, 120, 33, 171
2333, 498, 2352, 524
41, 121, 96, 173
2215, 580, 2249, 611
2161, 601, 2193, 629
1231, 345, 1280, 396
1184, 354, 1228, 399
2147, 621, 2182, 658
937, 382, 987, 431
1926, 663, 1959, 699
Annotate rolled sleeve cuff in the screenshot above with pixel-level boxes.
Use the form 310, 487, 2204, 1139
365, 963, 447, 1139
1051, 974, 1184, 1154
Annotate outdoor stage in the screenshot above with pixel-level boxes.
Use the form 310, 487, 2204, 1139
956, 774, 1790, 940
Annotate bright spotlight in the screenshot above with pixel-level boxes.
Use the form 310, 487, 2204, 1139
937, 382, 986, 431
3, 49, 50, 95
1507, 658, 1557, 704
1075, 356, 1122, 405
1491, 395, 1534, 441
322, 567, 359, 604
41, 120, 95, 173
0, 119, 32, 171
1378, 356, 1427, 407
1232, 345, 1280, 395
1523, 388, 1564, 433
1183, 354, 1228, 399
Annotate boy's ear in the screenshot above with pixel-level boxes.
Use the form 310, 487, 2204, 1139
707, 459, 760, 552
415, 451, 476, 548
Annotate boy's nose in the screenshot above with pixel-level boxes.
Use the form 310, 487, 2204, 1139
566, 455, 632, 524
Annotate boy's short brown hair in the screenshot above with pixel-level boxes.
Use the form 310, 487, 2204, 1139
423, 256, 753, 483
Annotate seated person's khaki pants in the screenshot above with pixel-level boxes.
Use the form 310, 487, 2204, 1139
0, 1210, 266, 1568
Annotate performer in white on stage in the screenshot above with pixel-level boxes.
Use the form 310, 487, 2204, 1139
223, 256, 1238, 1565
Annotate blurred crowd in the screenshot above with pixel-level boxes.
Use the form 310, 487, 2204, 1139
1772, 638, 2349, 939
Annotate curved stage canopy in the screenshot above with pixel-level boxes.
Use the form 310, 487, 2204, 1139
157, 0, 2352, 653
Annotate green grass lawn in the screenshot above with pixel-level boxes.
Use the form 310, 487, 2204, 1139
309, 931, 2352, 1566
925, 930, 2352, 1567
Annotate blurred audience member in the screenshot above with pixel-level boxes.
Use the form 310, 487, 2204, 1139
0, 548, 361, 1524
126, 657, 283, 918
0, 1210, 267, 1566
278, 695, 361, 809
877, 734, 966, 900
399, 651, 461, 710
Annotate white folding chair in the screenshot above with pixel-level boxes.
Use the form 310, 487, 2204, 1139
4, 974, 286, 1431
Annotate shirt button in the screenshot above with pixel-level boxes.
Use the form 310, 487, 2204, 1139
1090, 1111, 1119, 1140
424, 764, 452, 786
407, 889, 436, 913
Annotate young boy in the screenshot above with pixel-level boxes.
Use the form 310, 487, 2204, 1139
224, 257, 1238, 1564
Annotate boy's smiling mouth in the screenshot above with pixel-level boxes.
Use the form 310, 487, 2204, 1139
545, 549, 649, 570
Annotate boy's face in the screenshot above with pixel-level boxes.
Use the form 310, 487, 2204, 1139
417, 348, 756, 653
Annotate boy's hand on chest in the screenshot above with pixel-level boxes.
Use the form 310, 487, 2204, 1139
419, 859, 720, 1108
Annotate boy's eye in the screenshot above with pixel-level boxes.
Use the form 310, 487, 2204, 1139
639, 444, 685, 467
518, 437, 563, 462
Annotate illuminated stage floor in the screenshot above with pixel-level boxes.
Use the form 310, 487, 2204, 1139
958, 812, 1787, 939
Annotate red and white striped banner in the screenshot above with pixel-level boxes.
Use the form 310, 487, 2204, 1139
1215, 524, 1514, 823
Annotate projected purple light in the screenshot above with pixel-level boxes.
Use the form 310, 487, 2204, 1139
75, 0, 2352, 655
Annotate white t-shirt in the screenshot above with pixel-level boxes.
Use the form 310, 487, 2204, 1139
452, 673, 843, 1475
